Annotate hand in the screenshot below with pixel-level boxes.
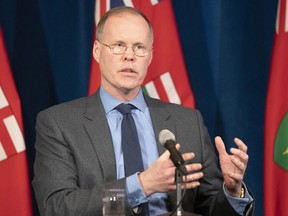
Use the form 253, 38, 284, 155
215, 136, 249, 197
138, 144, 203, 196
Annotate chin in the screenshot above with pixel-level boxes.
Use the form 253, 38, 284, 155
121, 81, 140, 89
120, 84, 141, 92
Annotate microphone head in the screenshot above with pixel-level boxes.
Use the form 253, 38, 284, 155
158, 129, 176, 146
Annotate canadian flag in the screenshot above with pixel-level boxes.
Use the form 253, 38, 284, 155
0, 28, 33, 216
89, 0, 195, 108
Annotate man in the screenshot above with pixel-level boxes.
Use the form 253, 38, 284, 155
32, 6, 254, 216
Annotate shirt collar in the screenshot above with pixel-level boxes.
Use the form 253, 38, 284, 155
99, 87, 147, 114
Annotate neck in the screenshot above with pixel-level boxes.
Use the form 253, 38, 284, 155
101, 86, 141, 102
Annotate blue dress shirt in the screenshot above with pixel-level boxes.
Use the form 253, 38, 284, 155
99, 87, 253, 215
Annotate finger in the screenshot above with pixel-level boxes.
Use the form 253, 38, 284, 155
161, 143, 182, 162
182, 181, 201, 189
166, 143, 195, 162
160, 143, 181, 159
234, 137, 248, 153
185, 163, 202, 173
215, 136, 228, 156
184, 171, 204, 182
168, 181, 201, 190
158, 144, 185, 167
230, 155, 247, 172
230, 148, 249, 163
182, 152, 195, 161
159, 148, 174, 162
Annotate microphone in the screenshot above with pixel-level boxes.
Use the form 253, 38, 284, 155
159, 129, 188, 174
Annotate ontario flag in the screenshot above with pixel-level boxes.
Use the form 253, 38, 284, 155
89, 0, 195, 108
0, 28, 33, 215
264, 0, 288, 215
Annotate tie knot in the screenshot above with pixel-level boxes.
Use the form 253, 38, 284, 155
116, 103, 135, 115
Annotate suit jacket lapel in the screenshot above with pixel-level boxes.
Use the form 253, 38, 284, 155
81, 92, 176, 182
83, 91, 117, 182
144, 96, 177, 156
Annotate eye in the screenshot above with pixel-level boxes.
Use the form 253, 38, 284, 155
113, 43, 125, 49
134, 44, 146, 50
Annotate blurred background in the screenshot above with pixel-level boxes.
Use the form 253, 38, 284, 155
0, 0, 279, 215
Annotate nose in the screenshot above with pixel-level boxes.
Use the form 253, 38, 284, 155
123, 47, 136, 61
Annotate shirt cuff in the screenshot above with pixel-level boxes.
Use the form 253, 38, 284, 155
126, 173, 149, 208
223, 183, 254, 215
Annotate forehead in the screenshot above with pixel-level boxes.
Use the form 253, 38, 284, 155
101, 12, 151, 43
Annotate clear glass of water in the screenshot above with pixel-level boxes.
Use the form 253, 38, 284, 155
102, 188, 126, 216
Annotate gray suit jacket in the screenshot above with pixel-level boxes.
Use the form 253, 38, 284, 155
32, 90, 253, 216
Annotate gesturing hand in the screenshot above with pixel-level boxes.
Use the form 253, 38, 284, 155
215, 136, 249, 197
138, 144, 203, 196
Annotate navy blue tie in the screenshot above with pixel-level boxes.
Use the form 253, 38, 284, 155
116, 103, 149, 215
116, 103, 144, 175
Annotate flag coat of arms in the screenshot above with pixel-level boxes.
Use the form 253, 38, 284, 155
264, 0, 288, 215
89, 0, 195, 108
0, 28, 33, 216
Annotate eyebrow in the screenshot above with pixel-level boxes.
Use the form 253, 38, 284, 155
112, 40, 146, 46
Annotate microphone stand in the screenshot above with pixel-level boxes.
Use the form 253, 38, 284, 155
160, 168, 201, 216
175, 168, 185, 215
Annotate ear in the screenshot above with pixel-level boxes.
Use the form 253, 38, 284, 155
147, 50, 153, 66
93, 40, 100, 63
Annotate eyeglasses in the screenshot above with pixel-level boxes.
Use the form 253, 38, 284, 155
98, 41, 152, 57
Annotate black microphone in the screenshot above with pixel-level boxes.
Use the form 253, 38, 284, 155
159, 129, 188, 175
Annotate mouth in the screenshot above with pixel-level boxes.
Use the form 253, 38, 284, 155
119, 68, 136, 73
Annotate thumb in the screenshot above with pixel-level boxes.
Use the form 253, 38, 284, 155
159, 143, 181, 161
215, 136, 228, 156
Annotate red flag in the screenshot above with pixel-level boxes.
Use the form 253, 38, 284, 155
89, 0, 195, 108
0, 28, 33, 216
264, 0, 288, 215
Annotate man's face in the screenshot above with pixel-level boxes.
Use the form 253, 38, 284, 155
93, 12, 153, 98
